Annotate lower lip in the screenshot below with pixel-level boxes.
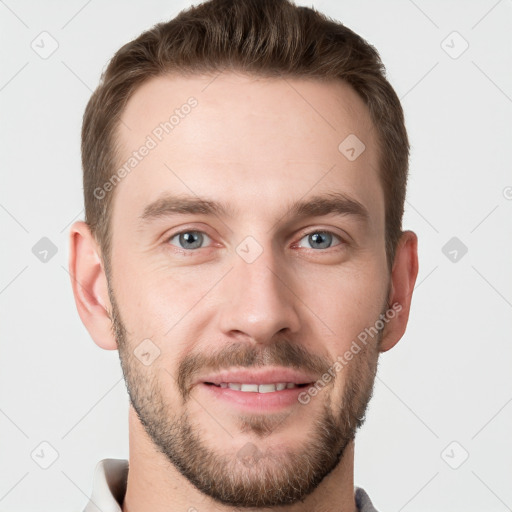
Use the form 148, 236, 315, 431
199, 383, 311, 412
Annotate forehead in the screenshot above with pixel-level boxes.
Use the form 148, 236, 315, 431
112, 72, 383, 228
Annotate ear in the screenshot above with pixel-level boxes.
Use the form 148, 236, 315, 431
379, 230, 419, 353
68, 221, 117, 350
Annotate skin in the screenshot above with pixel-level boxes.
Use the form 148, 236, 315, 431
69, 73, 418, 512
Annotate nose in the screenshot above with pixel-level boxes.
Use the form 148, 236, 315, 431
216, 245, 301, 344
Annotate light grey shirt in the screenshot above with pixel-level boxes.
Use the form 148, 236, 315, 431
82, 459, 379, 512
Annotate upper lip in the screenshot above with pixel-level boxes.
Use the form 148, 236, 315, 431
196, 367, 318, 386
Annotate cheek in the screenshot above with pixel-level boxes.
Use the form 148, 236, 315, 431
302, 263, 389, 351
110, 251, 226, 339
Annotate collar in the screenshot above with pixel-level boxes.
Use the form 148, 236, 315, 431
82, 459, 128, 512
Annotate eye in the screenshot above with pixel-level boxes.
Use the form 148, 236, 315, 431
297, 230, 343, 250
168, 230, 212, 250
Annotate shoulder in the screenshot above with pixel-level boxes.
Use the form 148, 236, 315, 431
355, 486, 380, 512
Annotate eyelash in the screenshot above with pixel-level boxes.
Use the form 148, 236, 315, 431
166, 228, 345, 252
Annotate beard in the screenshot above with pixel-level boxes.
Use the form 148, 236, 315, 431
108, 285, 382, 508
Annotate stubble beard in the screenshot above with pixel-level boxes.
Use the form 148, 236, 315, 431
108, 285, 381, 508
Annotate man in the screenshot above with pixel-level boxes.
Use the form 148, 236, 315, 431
69, 0, 418, 510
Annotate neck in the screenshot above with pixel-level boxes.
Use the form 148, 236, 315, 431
122, 406, 358, 512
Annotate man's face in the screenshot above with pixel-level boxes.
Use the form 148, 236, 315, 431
108, 73, 389, 507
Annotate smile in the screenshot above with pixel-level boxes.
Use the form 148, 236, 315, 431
205, 382, 310, 393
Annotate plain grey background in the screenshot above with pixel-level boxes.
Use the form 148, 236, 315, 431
1, 1, 511, 511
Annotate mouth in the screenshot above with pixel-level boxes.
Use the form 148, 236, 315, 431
196, 368, 317, 412
204, 382, 311, 393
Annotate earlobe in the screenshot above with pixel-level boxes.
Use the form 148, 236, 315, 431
68, 221, 118, 350
379, 230, 419, 353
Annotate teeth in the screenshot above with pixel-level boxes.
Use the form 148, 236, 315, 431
219, 382, 299, 393
240, 384, 259, 392
258, 384, 277, 393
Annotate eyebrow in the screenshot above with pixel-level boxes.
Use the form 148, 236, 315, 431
140, 195, 235, 222
139, 191, 369, 226
286, 192, 368, 222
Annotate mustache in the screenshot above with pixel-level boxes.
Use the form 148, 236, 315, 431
177, 338, 332, 400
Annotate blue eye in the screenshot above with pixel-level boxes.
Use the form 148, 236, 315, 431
297, 231, 342, 250
168, 231, 211, 250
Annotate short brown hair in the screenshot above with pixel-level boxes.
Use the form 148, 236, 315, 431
82, 0, 409, 271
